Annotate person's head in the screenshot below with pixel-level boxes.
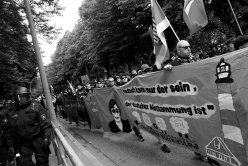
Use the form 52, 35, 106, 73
12, 86, 31, 108
126, 75, 131, 81
233, 35, 248, 50
176, 40, 191, 59
5, 100, 13, 109
109, 99, 121, 122
131, 70, 137, 78
85, 83, 92, 93
98, 82, 105, 88
121, 76, 128, 85
141, 64, 151, 73
116, 76, 121, 85
108, 77, 115, 87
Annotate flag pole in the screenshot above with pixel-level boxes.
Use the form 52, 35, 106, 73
169, 25, 180, 42
227, 0, 243, 35
153, 0, 180, 41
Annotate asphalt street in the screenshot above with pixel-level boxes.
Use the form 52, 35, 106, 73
57, 118, 211, 166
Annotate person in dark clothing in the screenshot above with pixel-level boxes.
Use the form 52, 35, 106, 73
63, 90, 79, 126
10, 86, 52, 166
52, 95, 59, 118
56, 94, 64, 117
40, 95, 46, 108
58, 93, 67, 121
164, 40, 197, 70
0, 108, 15, 166
233, 34, 248, 50
77, 96, 92, 129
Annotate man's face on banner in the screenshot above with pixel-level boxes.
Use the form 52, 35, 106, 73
111, 104, 121, 122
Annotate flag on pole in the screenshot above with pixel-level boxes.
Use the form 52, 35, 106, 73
183, 0, 208, 34
67, 80, 76, 94
151, 0, 170, 70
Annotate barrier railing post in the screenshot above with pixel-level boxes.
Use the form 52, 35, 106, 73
51, 131, 63, 165
57, 137, 70, 166
52, 121, 85, 166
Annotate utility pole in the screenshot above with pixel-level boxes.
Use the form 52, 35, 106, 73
23, 0, 56, 121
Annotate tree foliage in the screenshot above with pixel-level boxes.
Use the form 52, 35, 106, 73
0, 0, 62, 99
49, 0, 248, 92
17, 0, 63, 41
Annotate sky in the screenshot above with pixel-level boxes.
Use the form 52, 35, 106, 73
41, 0, 84, 65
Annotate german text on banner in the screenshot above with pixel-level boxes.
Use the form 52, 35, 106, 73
151, 0, 170, 69
183, 0, 208, 34
83, 92, 102, 129
115, 48, 248, 165
94, 87, 133, 134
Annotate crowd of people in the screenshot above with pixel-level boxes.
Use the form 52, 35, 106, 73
74, 65, 153, 91
52, 35, 248, 166
51, 88, 91, 128
0, 35, 247, 166
74, 34, 248, 94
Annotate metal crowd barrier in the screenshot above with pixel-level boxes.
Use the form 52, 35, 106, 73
51, 121, 85, 166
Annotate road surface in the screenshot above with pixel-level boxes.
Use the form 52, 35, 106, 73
58, 118, 211, 166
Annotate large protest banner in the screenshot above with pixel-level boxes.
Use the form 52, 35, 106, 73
94, 87, 134, 134
115, 48, 248, 166
83, 91, 102, 129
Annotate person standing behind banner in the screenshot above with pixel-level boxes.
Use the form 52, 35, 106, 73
57, 93, 65, 120
140, 64, 152, 74
139, 63, 171, 153
164, 40, 220, 166
61, 92, 69, 121
163, 40, 197, 69
77, 87, 92, 129
233, 34, 248, 50
52, 95, 60, 118
107, 77, 116, 87
65, 89, 79, 126
131, 70, 137, 78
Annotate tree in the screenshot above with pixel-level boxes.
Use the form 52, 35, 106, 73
0, 0, 36, 98
161, 0, 248, 57
0, 0, 62, 99
49, 0, 248, 91
79, 0, 153, 74
16, 0, 63, 41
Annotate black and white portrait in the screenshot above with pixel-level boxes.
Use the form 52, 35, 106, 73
108, 99, 132, 133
